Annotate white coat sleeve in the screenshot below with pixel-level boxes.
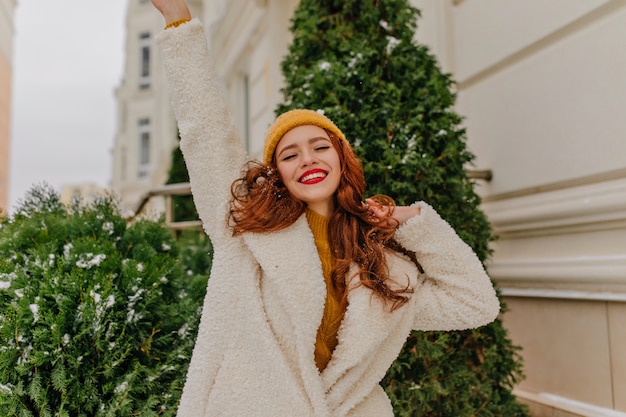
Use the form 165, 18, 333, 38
393, 202, 500, 331
155, 19, 247, 241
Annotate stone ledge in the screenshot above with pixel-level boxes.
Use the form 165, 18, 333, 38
515, 390, 626, 417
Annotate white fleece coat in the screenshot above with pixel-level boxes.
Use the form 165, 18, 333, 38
156, 19, 500, 417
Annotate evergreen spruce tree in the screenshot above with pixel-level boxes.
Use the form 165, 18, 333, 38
277, 1, 528, 415
165, 133, 199, 223
0, 184, 210, 416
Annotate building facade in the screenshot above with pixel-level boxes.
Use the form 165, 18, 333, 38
114, 1, 626, 415
111, 0, 203, 216
414, 2, 626, 415
59, 183, 108, 207
197, 0, 300, 159
0, 0, 16, 214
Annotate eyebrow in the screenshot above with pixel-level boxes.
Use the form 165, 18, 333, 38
276, 136, 330, 159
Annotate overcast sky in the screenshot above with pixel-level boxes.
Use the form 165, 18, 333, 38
8, 0, 127, 213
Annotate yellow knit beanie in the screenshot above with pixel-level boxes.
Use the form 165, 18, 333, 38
263, 109, 348, 165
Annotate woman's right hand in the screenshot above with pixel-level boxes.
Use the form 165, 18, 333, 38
151, 0, 191, 25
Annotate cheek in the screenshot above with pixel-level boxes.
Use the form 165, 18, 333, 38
276, 164, 291, 183
331, 154, 342, 173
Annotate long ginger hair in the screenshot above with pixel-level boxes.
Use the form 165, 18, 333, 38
230, 130, 415, 310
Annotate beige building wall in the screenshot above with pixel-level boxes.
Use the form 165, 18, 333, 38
414, 1, 626, 416
60, 183, 108, 207
0, 0, 16, 214
111, 0, 203, 216
200, 0, 299, 158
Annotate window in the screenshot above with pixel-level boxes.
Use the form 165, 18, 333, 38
140, 132, 150, 165
139, 33, 151, 89
243, 74, 250, 151
120, 146, 127, 181
138, 119, 150, 178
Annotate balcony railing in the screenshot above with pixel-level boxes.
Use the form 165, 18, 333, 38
128, 182, 202, 231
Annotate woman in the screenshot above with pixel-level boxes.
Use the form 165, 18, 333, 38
151, 1, 500, 416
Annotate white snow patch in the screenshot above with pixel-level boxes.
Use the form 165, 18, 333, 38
102, 222, 115, 235
114, 381, 128, 394
63, 243, 73, 258
105, 295, 115, 309
90, 288, 101, 304
0, 383, 14, 394
76, 253, 106, 269
386, 36, 401, 54
29, 304, 39, 322
178, 323, 190, 339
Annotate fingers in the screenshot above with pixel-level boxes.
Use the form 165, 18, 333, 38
366, 198, 419, 226
366, 197, 392, 217
365, 198, 397, 230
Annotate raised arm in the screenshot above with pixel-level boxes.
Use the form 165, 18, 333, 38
153, 2, 247, 239
152, 0, 191, 27
393, 202, 500, 331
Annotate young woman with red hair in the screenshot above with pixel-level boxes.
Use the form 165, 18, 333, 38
152, 1, 500, 416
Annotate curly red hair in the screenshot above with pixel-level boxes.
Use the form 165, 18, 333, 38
230, 130, 415, 310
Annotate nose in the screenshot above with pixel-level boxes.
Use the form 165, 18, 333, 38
300, 149, 317, 166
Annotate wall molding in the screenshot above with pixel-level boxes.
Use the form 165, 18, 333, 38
212, 1, 266, 77
481, 176, 626, 238
456, 0, 626, 89
514, 390, 626, 417
488, 254, 626, 290
484, 168, 626, 203
500, 287, 626, 303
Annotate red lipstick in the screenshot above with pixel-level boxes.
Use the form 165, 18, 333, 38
298, 169, 328, 184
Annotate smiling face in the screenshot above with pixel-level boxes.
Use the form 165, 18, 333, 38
274, 125, 342, 217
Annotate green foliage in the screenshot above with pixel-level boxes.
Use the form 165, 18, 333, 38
278, 1, 528, 415
0, 184, 211, 416
383, 321, 528, 416
278, 0, 492, 259
166, 134, 199, 223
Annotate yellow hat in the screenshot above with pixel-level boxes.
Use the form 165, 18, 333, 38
263, 109, 348, 165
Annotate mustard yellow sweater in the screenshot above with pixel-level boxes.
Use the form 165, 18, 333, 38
306, 208, 348, 372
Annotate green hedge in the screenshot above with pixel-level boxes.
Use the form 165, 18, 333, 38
0, 184, 211, 417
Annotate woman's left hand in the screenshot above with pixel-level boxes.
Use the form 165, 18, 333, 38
366, 198, 420, 227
